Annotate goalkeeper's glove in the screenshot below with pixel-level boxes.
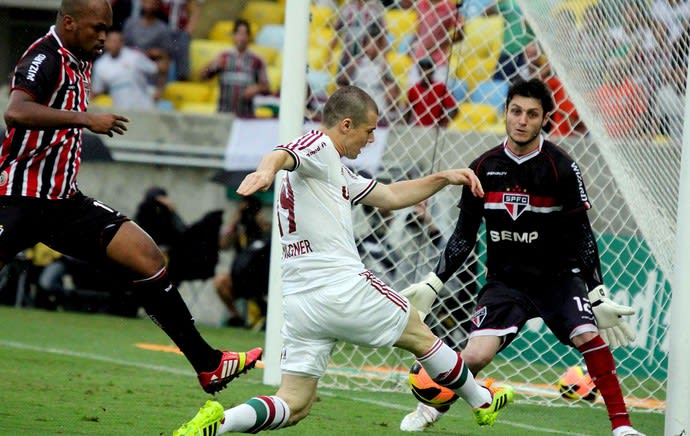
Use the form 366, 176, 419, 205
588, 285, 636, 348
399, 272, 443, 320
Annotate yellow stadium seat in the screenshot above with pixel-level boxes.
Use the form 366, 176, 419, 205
91, 94, 113, 108
384, 9, 418, 48
453, 16, 504, 91
267, 65, 281, 94
178, 102, 218, 114
249, 44, 279, 66
208, 20, 259, 42
163, 81, 214, 109
386, 52, 414, 78
308, 26, 335, 51
450, 103, 499, 132
189, 39, 232, 81
255, 106, 275, 118
241, 1, 285, 28
310, 4, 335, 28
552, 0, 599, 28
307, 47, 329, 71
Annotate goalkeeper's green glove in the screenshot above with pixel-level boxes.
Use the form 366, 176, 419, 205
399, 272, 443, 320
588, 285, 636, 348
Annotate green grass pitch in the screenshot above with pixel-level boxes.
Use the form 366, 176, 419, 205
0, 306, 663, 435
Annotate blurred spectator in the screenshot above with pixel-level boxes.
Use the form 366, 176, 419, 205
330, 0, 386, 78
485, 0, 535, 83
409, 0, 464, 84
160, 0, 205, 80
92, 31, 159, 110
406, 58, 458, 127
523, 42, 585, 137
122, 0, 174, 91
337, 24, 396, 123
381, 78, 407, 126
594, 56, 650, 140
215, 195, 271, 328
133, 186, 186, 255
111, 0, 133, 31
651, 0, 690, 43
654, 53, 686, 144
201, 19, 270, 117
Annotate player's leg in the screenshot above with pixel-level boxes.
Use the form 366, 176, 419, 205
399, 281, 527, 431
48, 194, 261, 393
174, 374, 317, 435
542, 275, 643, 436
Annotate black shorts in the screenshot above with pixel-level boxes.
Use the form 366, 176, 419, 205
0, 192, 129, 263
468, 274, 598, 350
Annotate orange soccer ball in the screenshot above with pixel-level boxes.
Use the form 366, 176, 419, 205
558, 365, 598, 402
408, 362, 459, 407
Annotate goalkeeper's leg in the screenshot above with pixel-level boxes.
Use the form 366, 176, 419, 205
575, 333, 644, 435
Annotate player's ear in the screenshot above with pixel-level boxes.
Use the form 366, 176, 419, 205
62, 13, 77, 32
341, 118, 352, 132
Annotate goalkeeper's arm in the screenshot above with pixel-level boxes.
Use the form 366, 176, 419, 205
401, 208, 481, 318
567, 210, 636, 347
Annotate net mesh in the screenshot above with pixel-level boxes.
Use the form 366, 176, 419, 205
299, 0, 677, 412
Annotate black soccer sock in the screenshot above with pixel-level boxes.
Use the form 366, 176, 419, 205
133, 267, 221, 373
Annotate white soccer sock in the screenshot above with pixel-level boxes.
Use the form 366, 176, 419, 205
417, 338, 491, 408
218, 395, 290, 433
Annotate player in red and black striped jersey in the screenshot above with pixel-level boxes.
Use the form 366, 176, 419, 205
400, 79, 644, 436
0, 0, 261, 394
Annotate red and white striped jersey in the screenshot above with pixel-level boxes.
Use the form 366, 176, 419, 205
274, 130, 377, 295
0, 26, 90, 199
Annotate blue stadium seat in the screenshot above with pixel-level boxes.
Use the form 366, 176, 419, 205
255, 24, 285, 51
470, 79, 509, 113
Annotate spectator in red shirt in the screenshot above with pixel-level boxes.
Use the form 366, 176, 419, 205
407, 58, 458, 127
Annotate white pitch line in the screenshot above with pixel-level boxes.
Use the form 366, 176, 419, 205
0, 339, 587, 435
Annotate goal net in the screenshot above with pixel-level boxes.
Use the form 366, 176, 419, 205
300, 0, 675, 412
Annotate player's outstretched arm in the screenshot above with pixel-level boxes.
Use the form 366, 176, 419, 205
364, 168, 483, 211
237, 149, 295, 196
4, 89, 129, 136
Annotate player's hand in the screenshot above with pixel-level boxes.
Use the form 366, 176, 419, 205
86, 113, 129, 137
588, 285, 636, 348
399, 272, 443, 319
237, 170, 275, 195
444, 168, 484, 198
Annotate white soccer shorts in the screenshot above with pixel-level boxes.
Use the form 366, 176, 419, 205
280, 271, 411, 377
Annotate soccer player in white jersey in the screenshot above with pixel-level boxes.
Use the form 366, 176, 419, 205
173, 85, 514, 435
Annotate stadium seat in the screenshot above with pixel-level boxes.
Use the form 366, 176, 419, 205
386, 52, 414, 79
90, 94, 113, 108
207, 20, 259, 43
249, 44, 279, 66
178, 102, 218, 114
384, 9, 418, 51
189, 39, 232, 81
310, 4, 335, 28
307, 69, 334, 100
308, 47, 329, 71
470, 79, 509, 113
308, 26, 335, 51
453, 16, 504, 91
163, 81, 214, 109
552, 0, 599, 28
266, 65, 282, 94
255, 24, 285, 50
240, 1, 285, 28
448, 78, 469, 103
450, 102, 499, 132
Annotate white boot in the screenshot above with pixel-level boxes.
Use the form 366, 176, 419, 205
400, 402, 444, 432
612, 425, 646, 436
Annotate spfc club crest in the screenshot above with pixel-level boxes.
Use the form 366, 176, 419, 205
502, 193, 529, 220
471, 306, 487, 328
